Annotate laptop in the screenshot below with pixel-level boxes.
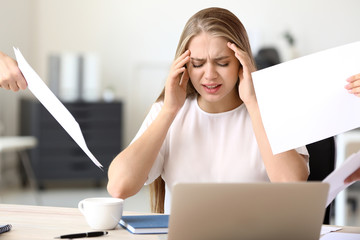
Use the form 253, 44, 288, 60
167, 182, 329, 240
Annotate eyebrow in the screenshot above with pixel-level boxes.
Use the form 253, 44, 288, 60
190, 56, 230, 61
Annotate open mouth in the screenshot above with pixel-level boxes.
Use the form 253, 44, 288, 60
203, 84, 221, 89
202, 84, 221, 93
204, 84, 220, 89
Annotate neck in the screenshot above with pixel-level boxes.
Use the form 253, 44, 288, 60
197, 91, 242, 113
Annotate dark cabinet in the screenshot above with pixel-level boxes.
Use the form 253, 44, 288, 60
20, 99, 123, 188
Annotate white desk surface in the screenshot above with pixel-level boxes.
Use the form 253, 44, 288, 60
0, 204, 162, 240
0, 136, 37, 152
1, 204, 360, 240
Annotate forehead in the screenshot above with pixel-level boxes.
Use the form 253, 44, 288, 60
187, 32, 231, 58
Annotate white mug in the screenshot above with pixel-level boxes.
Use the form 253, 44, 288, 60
78, 197, 124, 230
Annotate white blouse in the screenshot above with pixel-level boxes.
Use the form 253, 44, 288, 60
132, 95, 309, 213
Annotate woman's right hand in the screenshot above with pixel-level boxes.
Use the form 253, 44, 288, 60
163, 50, 190, 114
108, 50, 191, 199
0, 51, 27, 91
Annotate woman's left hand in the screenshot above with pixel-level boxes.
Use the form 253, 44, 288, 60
227, 42, 257, 105
345, 74, 360, 97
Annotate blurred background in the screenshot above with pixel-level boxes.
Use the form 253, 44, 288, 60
1, 0, 360, 225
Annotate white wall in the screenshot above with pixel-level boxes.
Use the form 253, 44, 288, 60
0, 0, 35, 186
0, 0, 34, 136
1, 0, 360, 146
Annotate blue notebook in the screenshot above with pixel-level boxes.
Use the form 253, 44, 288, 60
119, 215, 169, 234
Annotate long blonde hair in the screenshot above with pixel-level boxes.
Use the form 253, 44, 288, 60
150, 7, 255, 213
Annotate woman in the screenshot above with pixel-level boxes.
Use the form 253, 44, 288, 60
107, 7, 309, 213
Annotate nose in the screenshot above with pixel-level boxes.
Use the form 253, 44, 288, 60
204, 63, 217, 80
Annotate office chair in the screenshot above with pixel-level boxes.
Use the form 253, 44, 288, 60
306, 137, 336, 224
254, 47, 281, 69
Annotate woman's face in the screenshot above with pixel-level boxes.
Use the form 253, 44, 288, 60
187, 32, 242, 113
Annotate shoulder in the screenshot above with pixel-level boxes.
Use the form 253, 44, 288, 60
147, 101, 164, 117
136, 101, 164, 130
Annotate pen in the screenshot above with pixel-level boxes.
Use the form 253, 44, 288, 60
54, 231, 108, 239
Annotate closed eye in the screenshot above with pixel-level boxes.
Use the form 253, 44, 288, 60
217, 63, 229, 67
192, 63, 203, 68
190, 58, 205, 68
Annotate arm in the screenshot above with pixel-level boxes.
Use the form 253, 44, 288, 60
227, 43, 308, 182
107, 50, 190, 199
245, 101, 309, 182
0, 51, 27, 91
107, 108, 177, 198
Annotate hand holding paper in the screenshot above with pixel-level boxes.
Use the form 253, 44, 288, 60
252, 41, 360, 154
345, 73, 360, 97
14, 47, 103, 169
323, 151, 360, 207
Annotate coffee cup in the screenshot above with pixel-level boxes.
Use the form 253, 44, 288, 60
78, 197, 124, 230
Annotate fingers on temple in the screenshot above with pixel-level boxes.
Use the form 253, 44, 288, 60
175, 50, 190, 63
227, 42, 255, 73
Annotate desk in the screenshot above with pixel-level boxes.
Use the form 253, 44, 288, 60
0, 136, 37, 152
0, 204, 359, 240
0, 204, 161, 240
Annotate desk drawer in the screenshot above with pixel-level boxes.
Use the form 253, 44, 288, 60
20, 99, 123, 186
37, 155, 108, 179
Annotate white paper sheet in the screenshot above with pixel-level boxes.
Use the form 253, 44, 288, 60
252, 42, 360, 154
322, 151, 360, 207
320, 225, 342, 235
320, 232, 360, 240
14, 47, 103, 169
